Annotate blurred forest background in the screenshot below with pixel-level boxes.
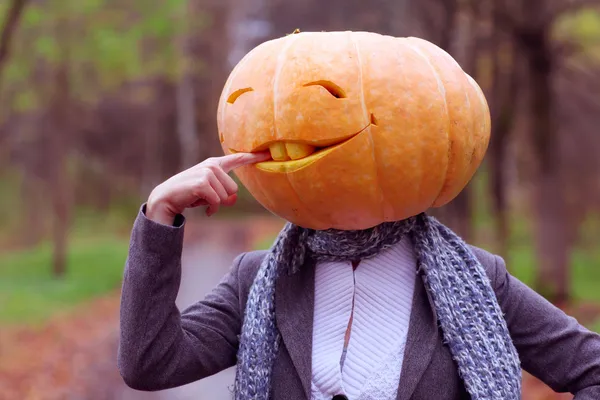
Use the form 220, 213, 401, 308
0, 0, 599, 399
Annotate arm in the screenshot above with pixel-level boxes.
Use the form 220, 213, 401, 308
492, 255, 600, 399
117, 204, 245, 391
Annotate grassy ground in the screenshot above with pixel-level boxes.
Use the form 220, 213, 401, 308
0, 172, 134, 325
0, 235, 129, 326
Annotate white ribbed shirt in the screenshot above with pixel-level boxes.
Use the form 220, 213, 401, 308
310, 239, 417, 400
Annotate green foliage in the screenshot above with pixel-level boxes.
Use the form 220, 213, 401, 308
0, 235, 129, 325
557, 8, 600, 43
13, 90, 38, 112
2, 0, 208, 110
34, 36, 59, 62
554, 8, 600, 62
22, 5, 44, 28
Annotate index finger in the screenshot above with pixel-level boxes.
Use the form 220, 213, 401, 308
219, 151, 271, 173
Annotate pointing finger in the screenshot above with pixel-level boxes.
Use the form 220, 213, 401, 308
219, 151, 271, 173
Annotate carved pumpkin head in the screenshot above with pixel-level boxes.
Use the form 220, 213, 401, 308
217, 31, 490, 230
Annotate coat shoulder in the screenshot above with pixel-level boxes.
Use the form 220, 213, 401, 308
235, 250, 268, 300
467, 244, 502, 287
238, 250, 268, 277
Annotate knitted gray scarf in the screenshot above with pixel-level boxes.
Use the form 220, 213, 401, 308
234, 213, 521, 399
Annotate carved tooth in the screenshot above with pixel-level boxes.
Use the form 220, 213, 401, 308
285, 143, 315, 160
269, 142, 289, 161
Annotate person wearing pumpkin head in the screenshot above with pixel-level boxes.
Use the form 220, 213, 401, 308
118, 32, 600, 400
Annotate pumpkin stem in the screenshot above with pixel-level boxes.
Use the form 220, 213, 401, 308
288, 28, 301, 35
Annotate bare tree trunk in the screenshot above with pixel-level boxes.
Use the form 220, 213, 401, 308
488, 117, 512, 258
207, 4, 231, 157
175, 1, 199, 170
488, 7, 519, 259
388, 0, 411, 36
49, 65, 72, 278
520, 27, 570, 304
51, 148, 70, 278
48, 8, 74, 278
140, 86, 162, 196
193, 1, 232, 160
176, 76, 198, 168
0, 0, 28, 92
227, 0, 270, 66
21, 169, 44, 246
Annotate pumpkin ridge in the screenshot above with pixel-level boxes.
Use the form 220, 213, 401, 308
273, 34, 299, 142
403, 39, 451, 207
351, 33, 386, 223
463, 78, 476, 184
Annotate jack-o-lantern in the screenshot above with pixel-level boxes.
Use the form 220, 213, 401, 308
217, 31, 490, 230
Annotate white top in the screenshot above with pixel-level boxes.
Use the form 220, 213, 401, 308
311, 239, 417, 400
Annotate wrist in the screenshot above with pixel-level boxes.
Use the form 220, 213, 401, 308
146, 196, 176, 226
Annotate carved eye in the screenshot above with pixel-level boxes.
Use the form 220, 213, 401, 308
227, 87, 254, 104
303, 80, 347, 99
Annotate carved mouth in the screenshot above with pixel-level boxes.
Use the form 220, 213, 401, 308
254, 122, 372, 173
227, 114, 377, 173
229, 122, 373, 172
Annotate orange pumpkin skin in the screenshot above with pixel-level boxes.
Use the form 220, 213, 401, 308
217, 31, 490, 230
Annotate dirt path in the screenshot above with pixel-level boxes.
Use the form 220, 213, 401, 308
0, 293, 122, 400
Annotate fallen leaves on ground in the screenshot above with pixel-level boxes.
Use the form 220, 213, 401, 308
0, 293, 122, 400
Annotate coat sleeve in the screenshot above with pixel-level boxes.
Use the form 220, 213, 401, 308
117, 204, 246, 391
490, 254, 600, 399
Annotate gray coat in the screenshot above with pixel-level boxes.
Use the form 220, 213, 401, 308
118, 208, 600, 399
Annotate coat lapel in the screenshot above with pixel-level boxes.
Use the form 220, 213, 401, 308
396, 271, 440, 400
275, 258, 316, 400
